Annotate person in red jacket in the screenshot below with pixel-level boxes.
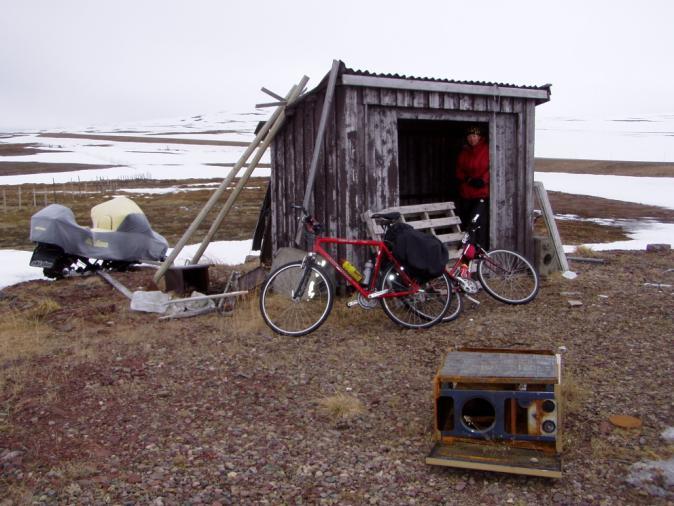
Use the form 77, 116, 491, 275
456, 125, 489, 247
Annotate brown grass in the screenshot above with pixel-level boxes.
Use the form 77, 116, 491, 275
0, 310, 54, 364
316, 392, 366, 421
0, 177, 269, 249
573, 245, 600, 257
561, 373, 589, 416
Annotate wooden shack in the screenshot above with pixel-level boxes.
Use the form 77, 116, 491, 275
255, 61, 551, 265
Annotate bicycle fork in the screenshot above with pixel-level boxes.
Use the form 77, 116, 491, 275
291, 254, 316, 300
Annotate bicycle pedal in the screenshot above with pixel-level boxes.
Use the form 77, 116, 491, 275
367, 289, 390, 299
346, 299, 360, 308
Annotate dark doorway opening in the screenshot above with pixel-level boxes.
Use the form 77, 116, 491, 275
397, 119, 489, 207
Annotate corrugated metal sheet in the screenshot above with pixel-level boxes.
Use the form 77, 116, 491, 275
341, 65, 551, 93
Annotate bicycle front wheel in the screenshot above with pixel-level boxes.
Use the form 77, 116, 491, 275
477, 249, 539, 304
259, 261, 334, 336
378, 265, 452, 329
442, 280, 464, 322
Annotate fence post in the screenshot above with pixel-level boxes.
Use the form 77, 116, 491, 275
18, 187, 22, 209
2, 188, 6, 213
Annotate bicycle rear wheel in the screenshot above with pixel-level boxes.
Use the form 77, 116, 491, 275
477, 249, 539, 304
378, 264, 452, 329
259, 261, 334, 336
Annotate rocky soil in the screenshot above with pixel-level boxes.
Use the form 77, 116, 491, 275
1, 248, 673, 505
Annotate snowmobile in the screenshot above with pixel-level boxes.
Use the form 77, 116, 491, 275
29, 196, 168, 279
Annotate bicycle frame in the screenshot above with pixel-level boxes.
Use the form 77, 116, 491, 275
447, 241, 488, 277
311, 236, 420, 299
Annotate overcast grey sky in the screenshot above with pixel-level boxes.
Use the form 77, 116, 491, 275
1, 0, 672, 130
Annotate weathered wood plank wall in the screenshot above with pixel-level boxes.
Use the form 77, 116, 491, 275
270, 83, 537, 264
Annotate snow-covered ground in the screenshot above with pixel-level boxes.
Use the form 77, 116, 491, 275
536, 113, 674, 163
0, 111, 273, 185
1, 110, 672, 290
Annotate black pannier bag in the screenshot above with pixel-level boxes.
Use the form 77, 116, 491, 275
384, 223, 449, 282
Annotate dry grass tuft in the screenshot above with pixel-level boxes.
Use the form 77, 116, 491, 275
24, 297, 62, 321
316, 392, 366, 421
561, 373, 589, 416
573, 245, 600, 258
225, 292, 266, 337
0, 310, 53, 364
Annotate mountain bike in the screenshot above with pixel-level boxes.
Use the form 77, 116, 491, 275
442, 213, 539, 322
259, 207, 454, 336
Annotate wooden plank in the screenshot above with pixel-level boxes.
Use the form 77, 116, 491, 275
97, 271, 133, 300
533, 181, 570, 271
255, 101, 286, 108
523, 101, 537, 259
458, 94, 472, 110
404, 217, 462, 230
261, 87, 285, 102
361, 201, 463, 257
341, 74, 551, 101
412, 91, 427, 108
473, 95, 487, 111
435, 232, 464, 243
363, 87, 380, 105
426, 442, 561, 479
389, 201, 457, 213
380, 88, 396, 106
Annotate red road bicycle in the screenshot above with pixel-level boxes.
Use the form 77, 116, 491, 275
441, 213, 540, 322
259, 206, 455, 336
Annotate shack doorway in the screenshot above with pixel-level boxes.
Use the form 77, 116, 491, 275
397, 119, 489, 207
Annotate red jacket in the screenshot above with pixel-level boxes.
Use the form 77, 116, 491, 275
456, 140, 490, 199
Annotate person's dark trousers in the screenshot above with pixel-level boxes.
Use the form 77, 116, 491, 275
458, 198, 489, 249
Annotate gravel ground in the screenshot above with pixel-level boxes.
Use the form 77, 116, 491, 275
1, 250, 673, 505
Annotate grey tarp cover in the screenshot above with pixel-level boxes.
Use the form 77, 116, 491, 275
30, 204, 168, 262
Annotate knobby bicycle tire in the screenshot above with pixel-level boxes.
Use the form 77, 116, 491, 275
477, 249, 539, 304
378, 264, 452, 329
259, 261, 334, 336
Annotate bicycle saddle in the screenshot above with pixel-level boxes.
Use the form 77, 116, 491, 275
372, 212, 401, 222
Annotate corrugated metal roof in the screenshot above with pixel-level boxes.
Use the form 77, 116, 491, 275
342, 65, 551, 92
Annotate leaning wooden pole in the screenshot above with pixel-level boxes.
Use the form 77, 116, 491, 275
153, 76, 308, 283
190, 78, 309, 263
295, 60, 340, 245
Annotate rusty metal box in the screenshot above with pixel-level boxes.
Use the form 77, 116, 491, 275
165, 264, 209, 295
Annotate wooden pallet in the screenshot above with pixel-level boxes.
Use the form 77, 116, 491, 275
362, 201, 464, 258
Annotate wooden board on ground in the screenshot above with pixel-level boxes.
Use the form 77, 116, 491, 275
534, 181, 569, 272
426, 440, 562, 478
362, 201, 463, 258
